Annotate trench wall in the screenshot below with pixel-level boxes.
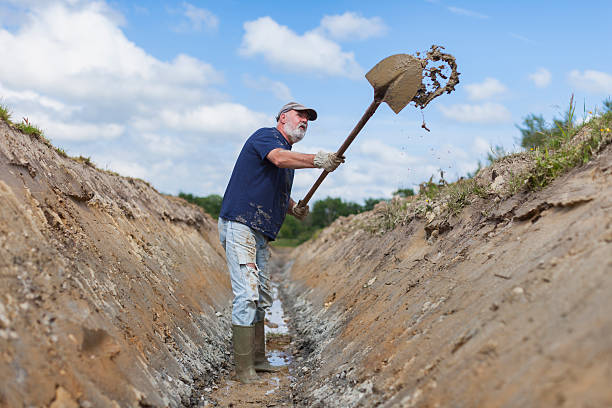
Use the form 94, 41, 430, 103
0, 121, 232, 407
285, 146, 612, 407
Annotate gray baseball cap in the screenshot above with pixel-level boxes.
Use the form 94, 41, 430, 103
276, 102, 317, 121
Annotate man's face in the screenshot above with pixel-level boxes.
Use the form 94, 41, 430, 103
282, 110, 308, 143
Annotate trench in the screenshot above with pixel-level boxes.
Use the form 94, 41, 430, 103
203, 248, 298, 407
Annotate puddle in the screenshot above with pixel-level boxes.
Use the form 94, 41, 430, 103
207, 261, 295, 406
266, 281, 290, 335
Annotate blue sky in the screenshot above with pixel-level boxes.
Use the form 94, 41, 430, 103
1, 1, 611, 203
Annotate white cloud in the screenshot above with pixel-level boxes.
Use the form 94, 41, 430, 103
438, 103, 512, 123
447, 6, 489, 19
242, 74, 292, 101
359, 139, 420, 166
472, 137, 491, 156
44, 119, 124, 141
509, 32, 533, 44
568, 69, 612, 94
464, 78, 507, 100
0, 1, 273, 197
157, 103, 270, 136
0, 3, 223, 107
318, 12, 386, 41
529, 68, 552, 88
239, 16, 363, 78
177, 2, 218, 32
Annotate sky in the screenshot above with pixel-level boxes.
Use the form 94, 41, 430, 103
1, 0, 611, 203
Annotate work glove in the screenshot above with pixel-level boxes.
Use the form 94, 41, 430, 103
292, 203, 309, 220
314, 151, 345, 173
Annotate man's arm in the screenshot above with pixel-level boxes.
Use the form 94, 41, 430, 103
267, 148, 315, 169
267, 148, 345, 171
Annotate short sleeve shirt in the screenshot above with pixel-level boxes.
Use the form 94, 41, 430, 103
219, 127, 294, 240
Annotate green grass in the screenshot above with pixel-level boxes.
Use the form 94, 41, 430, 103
0, 104, 11, 123
15, 119, 52, 147
73, 155, 95, 167
526, 109, 611, 191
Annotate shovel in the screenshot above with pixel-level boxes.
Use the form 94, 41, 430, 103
297, 46, 459, 209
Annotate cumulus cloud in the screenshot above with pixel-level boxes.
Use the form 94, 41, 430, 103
447, 6, 489, 19
529, 68, 552, 88
568, 69, 612, 94
472, 137, 491, 156
0, 1, 272, 196
464, 78, 507, 100
156, 103, 270, 136
0, 3, 222, 106
318, 12, 387, 41
242, 74, 292, 101
176, 2, 218, 32
239, 16, 363, 78
438, 103, 512, 123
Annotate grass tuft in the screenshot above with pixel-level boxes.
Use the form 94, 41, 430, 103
15, 117, 52, 147
0, 104, 12, 123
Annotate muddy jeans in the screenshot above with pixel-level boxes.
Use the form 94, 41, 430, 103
218, 218, 273, 326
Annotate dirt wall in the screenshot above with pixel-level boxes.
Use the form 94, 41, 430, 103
0, 121, 232, 407
285, 145, 612, 407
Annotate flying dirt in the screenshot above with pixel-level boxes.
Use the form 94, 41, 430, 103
297, 45, 459, 208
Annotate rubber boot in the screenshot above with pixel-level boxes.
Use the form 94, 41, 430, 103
232, 325, 260, 383
253, 319, 281, 372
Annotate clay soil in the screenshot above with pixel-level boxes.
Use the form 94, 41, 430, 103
1, 117, 611, 407
284, 144, 612, 407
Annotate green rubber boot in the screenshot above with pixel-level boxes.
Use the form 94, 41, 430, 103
232, 325, 260, 383
253, 319, 281, 372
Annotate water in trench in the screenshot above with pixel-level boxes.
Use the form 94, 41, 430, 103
206, 253, 296, 406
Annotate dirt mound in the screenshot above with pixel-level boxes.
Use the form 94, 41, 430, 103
0, 121, 232, 407
284, 144, 612, 407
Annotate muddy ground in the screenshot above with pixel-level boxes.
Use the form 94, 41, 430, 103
285, 144, 612, 407
2, 118, 611, 407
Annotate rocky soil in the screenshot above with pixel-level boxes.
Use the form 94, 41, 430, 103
285, 144, 612, 407
2, 117, 611, 407
0, 121, 233, 407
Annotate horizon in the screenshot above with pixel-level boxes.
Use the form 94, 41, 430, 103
1, 0, 611, 203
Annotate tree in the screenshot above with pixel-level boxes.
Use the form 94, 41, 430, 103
392, 188, 415, 197
517, 113, 549, 149
310, 197, 362, 229
179, 193, 223, 219
363, 198, 385, 211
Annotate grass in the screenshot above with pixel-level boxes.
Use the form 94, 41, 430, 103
360, 97, 612, 235
0, 104, 11, 123
526, 104, 611, 191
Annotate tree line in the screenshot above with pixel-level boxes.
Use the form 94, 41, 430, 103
179, 189, 414, 246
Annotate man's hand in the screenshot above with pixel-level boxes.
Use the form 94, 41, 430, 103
314, 151, 345, 172
291, 203, 309, 220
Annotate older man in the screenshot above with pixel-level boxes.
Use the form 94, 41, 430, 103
218, 102, 343, 383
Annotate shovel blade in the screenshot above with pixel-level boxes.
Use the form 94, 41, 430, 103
366, 54, 423, 114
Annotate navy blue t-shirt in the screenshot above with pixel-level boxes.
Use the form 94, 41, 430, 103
220, 127, 294, 240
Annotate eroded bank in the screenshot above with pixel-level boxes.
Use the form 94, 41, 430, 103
284, 145, 612, 407
0, 121, 233, 407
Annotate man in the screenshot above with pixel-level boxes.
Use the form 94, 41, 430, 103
218, 102, 343, 383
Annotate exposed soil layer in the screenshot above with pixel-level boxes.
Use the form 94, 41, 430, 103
285, 144, 612, 407
0, 121, 233, 407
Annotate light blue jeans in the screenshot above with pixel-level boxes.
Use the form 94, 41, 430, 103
218, 218, 272, 326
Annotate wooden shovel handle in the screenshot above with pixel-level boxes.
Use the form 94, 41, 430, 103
297, 98, 383, 208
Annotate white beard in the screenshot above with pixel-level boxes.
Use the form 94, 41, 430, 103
283, 121, 306, 143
